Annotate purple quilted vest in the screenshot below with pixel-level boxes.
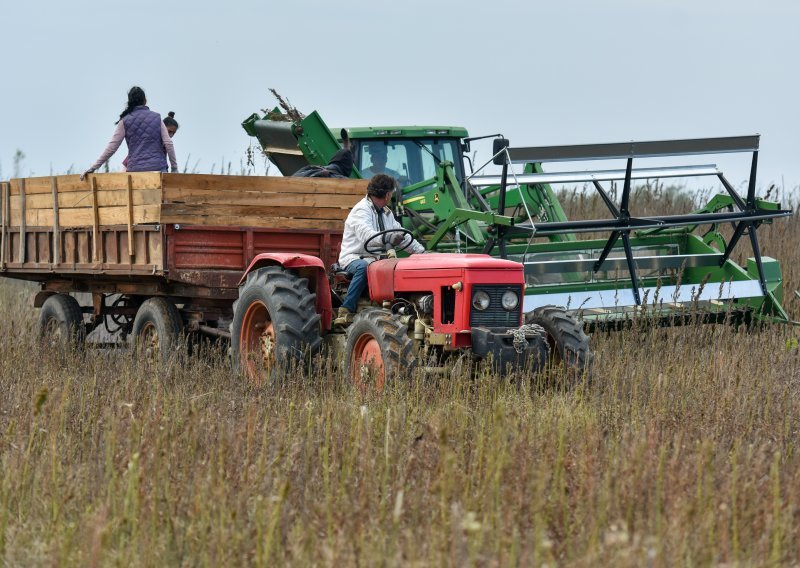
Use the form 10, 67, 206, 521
123, 106, 167, 172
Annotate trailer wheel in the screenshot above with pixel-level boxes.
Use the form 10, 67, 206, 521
131, 297, 184, 364
38, 294, 84, 346
525, 305, 593, 384
344, 308, 416, 394
231, 266, 322, 385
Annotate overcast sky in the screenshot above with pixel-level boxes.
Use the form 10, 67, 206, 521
1, 0, 798, 196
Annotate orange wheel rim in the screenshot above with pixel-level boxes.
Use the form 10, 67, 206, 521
240, 300, 276, 385
350, 334, 385, 393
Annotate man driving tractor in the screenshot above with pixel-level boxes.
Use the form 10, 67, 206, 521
333, 174, 426, 327
359, 142, 402, 179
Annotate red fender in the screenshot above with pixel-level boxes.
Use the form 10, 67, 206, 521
367, 258, 400, 302
240, 253, 333, 331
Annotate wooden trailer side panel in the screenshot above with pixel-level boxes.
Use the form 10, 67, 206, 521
160, 173, 366, 230
2, 173, 164, 274
4, 226, 164, 274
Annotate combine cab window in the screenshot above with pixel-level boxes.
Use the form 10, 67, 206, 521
357, 138, 463, 187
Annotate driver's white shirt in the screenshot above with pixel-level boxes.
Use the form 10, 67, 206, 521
338, 196, 425, 268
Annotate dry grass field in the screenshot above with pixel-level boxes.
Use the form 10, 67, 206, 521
1, 185, 799, 566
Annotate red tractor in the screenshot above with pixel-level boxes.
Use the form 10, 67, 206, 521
231, 228, 558, 390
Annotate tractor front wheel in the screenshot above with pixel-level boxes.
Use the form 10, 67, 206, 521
344, 308, 416, 394
231, 266, 322, 385
525, 305, 593, 384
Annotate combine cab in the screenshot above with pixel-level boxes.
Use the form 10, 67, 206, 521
243, 108, 793, 332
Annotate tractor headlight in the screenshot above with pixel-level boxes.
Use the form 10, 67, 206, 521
472, 290, 491, 311
501, 290, 519, 311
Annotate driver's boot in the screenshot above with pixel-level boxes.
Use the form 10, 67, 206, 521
333, 307, 354, 328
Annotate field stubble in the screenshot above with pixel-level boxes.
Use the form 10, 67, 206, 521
0, 186, 799, 566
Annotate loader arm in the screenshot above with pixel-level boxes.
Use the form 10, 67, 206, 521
399, 161, 487, 249
243, 109, 359, 177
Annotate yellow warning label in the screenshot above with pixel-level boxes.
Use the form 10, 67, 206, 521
403, 195, 427, 205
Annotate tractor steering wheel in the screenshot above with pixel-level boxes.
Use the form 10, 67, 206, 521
364, 228, 415, 255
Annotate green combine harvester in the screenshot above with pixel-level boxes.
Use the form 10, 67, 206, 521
242, 107, 793, 330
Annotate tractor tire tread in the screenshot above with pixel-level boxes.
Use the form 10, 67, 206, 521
345, 308, 416, 383
526, 304, 593, 380
231, 266, 322, 377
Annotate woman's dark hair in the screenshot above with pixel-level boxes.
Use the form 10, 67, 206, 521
117, 86, 146, 123
367, 174, 396, 198
163, 111, 179, 130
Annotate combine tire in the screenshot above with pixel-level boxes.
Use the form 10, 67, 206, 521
38, 294, 85, 346
131, 297, 184, 364
344, 308, 416, 394
525, 305, 593, 383
231, 266, 322, 385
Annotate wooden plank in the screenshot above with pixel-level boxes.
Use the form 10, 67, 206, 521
91, 177, 100, 262
51, 177, 61, 265
161, 203, 350, 222
18, 178, 26, 264
127, 175, 135, 259
8, 172, 162, 195
162, 173, 369, 196
9, 172, 162, 195
8, 195, 22, 226
22, 188, 161, 210
89, 172, 162, 191
19, 204, 161, 228
160, 213, 343, 231
162, 187, 362, 209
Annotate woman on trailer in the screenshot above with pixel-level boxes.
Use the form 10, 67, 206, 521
81, 86, 178, 179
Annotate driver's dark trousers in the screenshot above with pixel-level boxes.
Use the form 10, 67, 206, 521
341, 259, 369, 312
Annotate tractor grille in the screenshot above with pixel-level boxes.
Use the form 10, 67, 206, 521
469, 285, 522, 328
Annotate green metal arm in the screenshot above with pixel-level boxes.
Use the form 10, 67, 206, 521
426, 209, 513, 250
400, 161, 487, 247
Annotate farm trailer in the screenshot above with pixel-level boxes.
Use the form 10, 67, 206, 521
0, 172, 555, 387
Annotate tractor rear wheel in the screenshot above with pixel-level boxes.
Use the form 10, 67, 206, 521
344, 308, 416, 394
231, 266, 322, 385
525, 305, 593, 384
38, 294, 85, 346
131, 297, 184, 364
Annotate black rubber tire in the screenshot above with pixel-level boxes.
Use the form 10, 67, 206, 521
130, 297, 184, 364
525, 305, 593, 382
344, 308, 416, 393
231, 266, 322, 382
38, 294, 85, 346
